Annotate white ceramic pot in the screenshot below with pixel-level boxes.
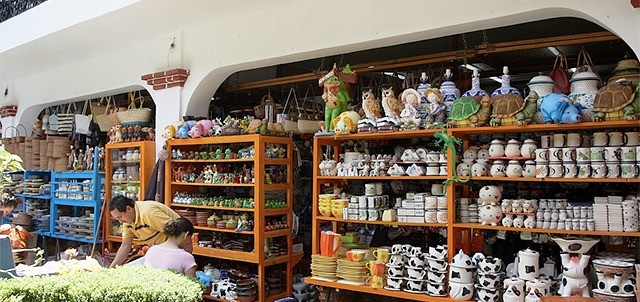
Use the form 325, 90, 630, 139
506, 160, 522, 178
489, 140, 505, 157
521, 139, 537, 158
490, 160, 507, 177
517, 248, 540, 281
505, 139, 521, 158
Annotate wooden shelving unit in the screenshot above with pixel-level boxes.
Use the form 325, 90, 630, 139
165, 134, 293, 302
104, 141, 156, 249
310, 120, 640, 301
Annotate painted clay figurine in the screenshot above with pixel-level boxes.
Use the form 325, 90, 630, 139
381, 86, 401, 120
447, 95, 492, 127
361, 89, 382, 121
423, 88, 446, 127
490, 90, 538, 126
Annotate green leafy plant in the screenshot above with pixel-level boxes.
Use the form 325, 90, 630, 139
0, 266, 203, 302
0, 145, 23, 185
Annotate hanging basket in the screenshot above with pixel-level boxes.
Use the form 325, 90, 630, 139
117, 92, 152, 126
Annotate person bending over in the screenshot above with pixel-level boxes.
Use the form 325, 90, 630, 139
0, 189, 18, 216
144, 218, 197, 277
108, 195, 191, 268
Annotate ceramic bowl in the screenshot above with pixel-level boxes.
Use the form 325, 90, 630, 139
552, 237, 598, 254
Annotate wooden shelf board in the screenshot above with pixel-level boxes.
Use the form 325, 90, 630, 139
453, 223, 640, 237
464, 176, 640, 183
304, 277, 452, 302
192, 245, 257, 263
317, 216, 447, 227
317, 175, 447, 181
264, 254, 291, 266
105, 235, 142, 245
110, 160, 140, 165
106, 141, 151, 149
194, 225, 253, 235
265, 228, 290, 238
171, 203, 254, 212
166, 135, 262, 145
170, 182, 254, 187
110, 180, 141, 184
314, 129, 440, 141
448, 120, 639, 135
172, 158, 254, 163
264, 208, 289, 216
264, 158, 289, 165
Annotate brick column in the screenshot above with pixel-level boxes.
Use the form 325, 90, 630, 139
141, 68, 189, 90
0, 105, 18, 118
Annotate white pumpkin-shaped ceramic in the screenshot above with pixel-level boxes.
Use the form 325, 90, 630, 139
489, 140, 505, 158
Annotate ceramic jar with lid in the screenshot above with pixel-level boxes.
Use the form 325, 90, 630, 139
521, 139, 537, 158
517, 248, 540, 281
439, 68, 460, 112
522, 160, 536, 178
491, 66, 521, 96
506, 160, 522, 178
462, 70, 488, 99
505, 139, 521, 158
489, 139, 505, 158
503, 277, 525, 302
125, 149, 134, 161
527, 73, 555, 124
416, 72, 432, 122
525, 278, 551, 301
490, 160, 507, 177
569, 66, 600, 122
132, 149, 141, 160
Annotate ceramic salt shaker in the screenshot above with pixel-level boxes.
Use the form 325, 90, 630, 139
439, 68, 460, 112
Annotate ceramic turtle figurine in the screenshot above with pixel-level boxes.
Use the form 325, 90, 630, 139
447, 95, 492, 127
490, 90, 538, 126
592, 81, 638, 121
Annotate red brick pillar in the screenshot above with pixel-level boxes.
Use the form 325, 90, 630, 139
0, 105, 18, 118
141, 68, 189, 90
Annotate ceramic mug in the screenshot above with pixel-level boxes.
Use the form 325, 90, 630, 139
386, 266, 405, 278
372, 248, 390, 263
566, 133, 583, 147
591, 162, 607, 178
346, 250, 365, 262
609, 131, 625, 146
552, 134, 566, 147
476, 273, 503, 288
548, 148, 563, 162
534, 149, 549, 162
427, 259, 448, 271
449, 265, 474, 283
406, 279, 424, 291
427, 282, 447, 296
449, 282, 474, 300
548, 162, 564, 178
366, 260, 386, 276
391, 244, 403, 255
621, 162, 639, 178
606, 162, 621, 178
624, 131, 639, 146
620, 146, 637, 161
540, 135, 553, 149
428, 270, 447, 283
604, 147, 621, 162
590, 147, 606, 161
406, 267, 426, 279
408, 246, 422, 258
637, 146, 640, 161
408, 256, 425, 268
428, 245, 448, 259
577, 163, 591, 178
535, 163, 549, 178
388, 254, 405, 266
575, 147, 591, 162
364, 183, 376, 196
367, 209, 379, 221
562, 148, 576, 162
563, 164, 578, 178
592, 132, 609, 146
386, 277, 405, 290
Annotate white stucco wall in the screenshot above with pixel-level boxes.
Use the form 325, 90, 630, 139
0, 0, 638, 151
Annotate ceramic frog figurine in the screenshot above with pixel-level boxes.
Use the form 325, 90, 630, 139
322, 76, 350, 132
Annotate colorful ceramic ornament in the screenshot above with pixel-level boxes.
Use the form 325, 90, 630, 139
381, 86, 402, 120
539, 93, 582, 124
446, 96, 492, 127
400, 88, 422, 129
361, 89, 382, 121
491, 66, 521, 96
423, 88, 447, 127
319, 64, 355, 132
415, 72, 432, 122
439, 69, 460, 112
592, 81, 638, 121
490, 90, 538, 126
462, 70, 488, 101
331, 110, 360, 135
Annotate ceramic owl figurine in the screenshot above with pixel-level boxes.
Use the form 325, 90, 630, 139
381, 87, 402, 120
361, 89, 382, 120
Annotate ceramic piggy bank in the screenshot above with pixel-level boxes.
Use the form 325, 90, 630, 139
539, 93, 583, 124
480, 204, 503, 226
479, 185, 503, 205
319, 159, 338, 176
332, 111, 361, 135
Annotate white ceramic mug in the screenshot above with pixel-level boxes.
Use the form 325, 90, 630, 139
590, 147, 605, 161
548, 162, 564, 178
620, 146, 637, 161
563, 164, 578, 178
548, 148, 563, 162
408, 256, 425, 268
406, 267, 426, 279
364, 183, 376, 196
577, 163, 591, 178
540, 135, 553, 148
582, 134, 591, 147
624, 131, 639, 146
562, 148, 576, 162
386, 277, 404, 289
566, 133, 583, 147
604, 147, 621, 162
553, 133, 566, 147
535, 149, 549, 162
591, 162, 607, 178
391, 244, 403, 255
606, 162, 621, 178
575, 147, 591, 162
592, 132, 609, 146
387, 266, 405, 278
535, 164, 549, 178
609, 131, 625, 146
439, 165, 447, 176
426, 164, 439, 175
621, 162, 639, 178
637, 146, 640, 161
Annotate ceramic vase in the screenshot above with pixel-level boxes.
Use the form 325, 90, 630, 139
440, 69, 460, 112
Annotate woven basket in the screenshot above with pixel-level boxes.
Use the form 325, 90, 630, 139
46, 142, 54, 157
117, 92, 152, 126
32, 140, 40, 155
53, 140, 71, 158
54, 158, 67, 172
95, 96, 117, 132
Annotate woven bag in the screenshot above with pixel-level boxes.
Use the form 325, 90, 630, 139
95, 96, 116, 131
280, 88, 300, 134
117, 91, 152, 126
297, 84, 322, 134
57, 103, 76, 135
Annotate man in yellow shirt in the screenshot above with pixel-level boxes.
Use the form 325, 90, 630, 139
108, 195, 190, 267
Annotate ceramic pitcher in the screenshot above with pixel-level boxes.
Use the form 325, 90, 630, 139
320, 231, 341, 257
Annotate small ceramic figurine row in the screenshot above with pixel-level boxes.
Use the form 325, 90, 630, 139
163, 115, 287, 140
107, 125, 155, 143
67, 145, 101, 171
173, 164, 255, 184
172, 192, 255, 208
171, 145, 256, 160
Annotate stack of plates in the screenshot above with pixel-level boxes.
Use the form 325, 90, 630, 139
336, 258, 367, 284
195, 211, 211, 227
592, 198, 608, 231
23, 178, 44, 195
311, 255, 338, 281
